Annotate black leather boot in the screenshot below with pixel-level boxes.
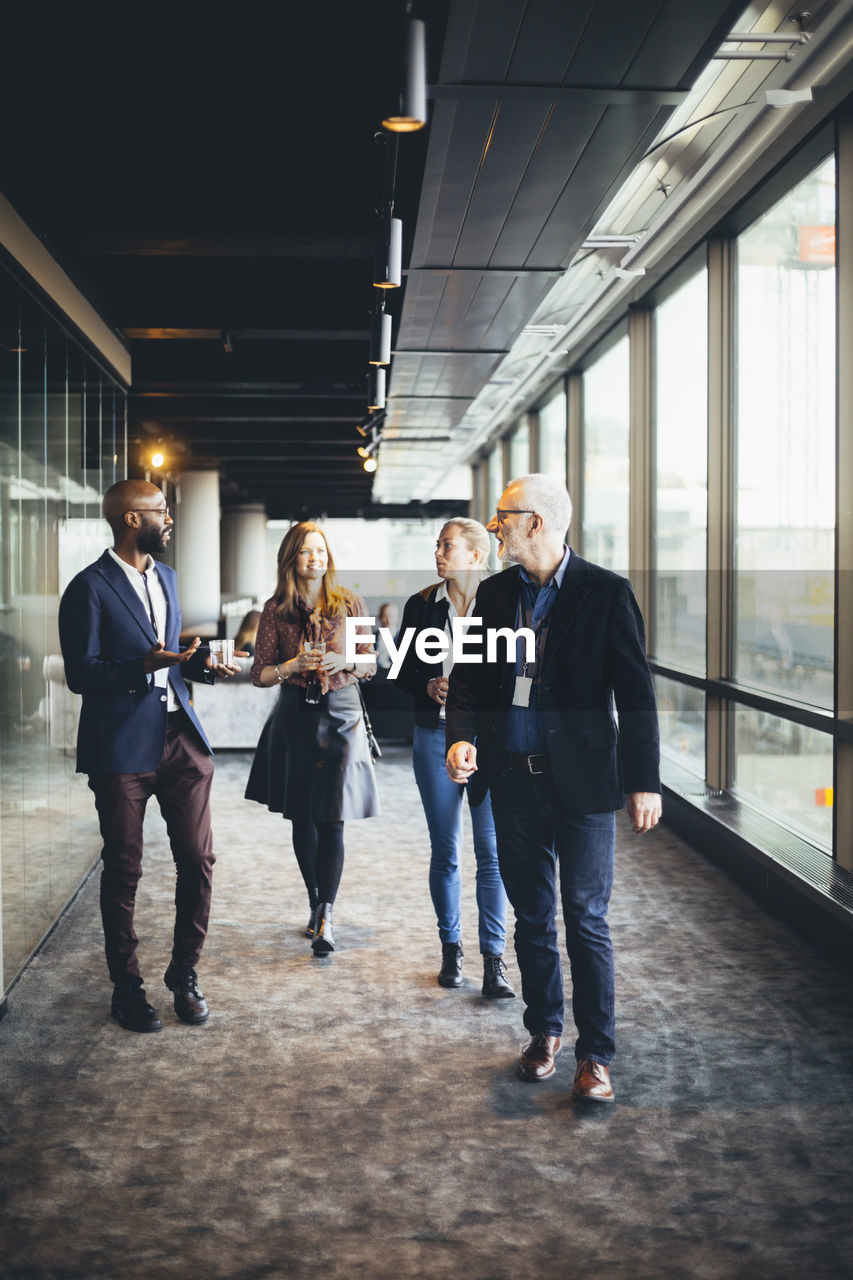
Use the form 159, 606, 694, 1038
304, 906, 317, 938
312, 902, 335, 954
438, 941, 463, 987
482, 953, 516, 999
164, 962, 210, 1024
111, 975, 163, 1032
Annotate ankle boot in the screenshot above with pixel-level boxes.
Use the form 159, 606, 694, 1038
482, 953, 515, 999
304, 905, 318, 938
311, 902, 335, 954
438, 941, 463, 988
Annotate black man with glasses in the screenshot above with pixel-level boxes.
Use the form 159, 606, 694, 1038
446, 473, 661, 1102
59, 479, 241, 1033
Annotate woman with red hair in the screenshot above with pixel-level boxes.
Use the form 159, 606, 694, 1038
246, 522, 378, 954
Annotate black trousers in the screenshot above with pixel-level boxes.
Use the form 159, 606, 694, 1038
88, 717, 215, 983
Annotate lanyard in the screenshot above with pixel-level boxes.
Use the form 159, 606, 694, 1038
515, 587, 551, 679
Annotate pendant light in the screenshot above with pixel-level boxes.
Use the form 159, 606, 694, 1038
373, 214, 402, 289
382, 18, 427, 133
369, 306, 392, 366
368, 366, 386, 412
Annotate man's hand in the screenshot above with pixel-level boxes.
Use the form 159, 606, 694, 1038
144, 637, 201, 674
208, 649, 250, 678
447, 740, 477, 782
427, 676, 449, 705
627, 792, 661, 834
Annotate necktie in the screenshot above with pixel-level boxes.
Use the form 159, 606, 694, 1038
142, 572, 159, 640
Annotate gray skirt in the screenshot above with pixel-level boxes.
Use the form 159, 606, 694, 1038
245, 682, 380, 822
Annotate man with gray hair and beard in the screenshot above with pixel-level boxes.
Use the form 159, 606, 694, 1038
446, 473, 661, 1102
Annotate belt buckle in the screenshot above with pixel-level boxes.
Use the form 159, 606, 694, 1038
526, 754, 545, 775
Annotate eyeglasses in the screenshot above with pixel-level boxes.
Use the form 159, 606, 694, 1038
494, 508, 535, 524
128, 507, 170, 518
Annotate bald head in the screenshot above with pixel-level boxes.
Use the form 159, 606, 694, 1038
103, 480, 164, 535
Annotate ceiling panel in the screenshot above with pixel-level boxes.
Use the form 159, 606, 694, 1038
390, 351, 505, 398
452, 100, 554, 266
385, 396, 474, 430
504, 0, 598, 82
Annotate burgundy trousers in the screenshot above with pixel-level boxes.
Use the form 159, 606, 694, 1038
88, 716, 216, 983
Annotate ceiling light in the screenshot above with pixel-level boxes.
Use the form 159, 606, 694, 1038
373, 215, 402, 289
382, 17, 427, 133
368, 366, 386, 411
369, 307, 392, 365
363, 456, 378, 473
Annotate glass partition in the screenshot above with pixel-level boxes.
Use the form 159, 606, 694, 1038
537, 383, 567, 485
653, 269, 708, 675
582, 333, 629, 572
508, 417, 529, 480
734, 156, 835, 710
0, 265, 127, 994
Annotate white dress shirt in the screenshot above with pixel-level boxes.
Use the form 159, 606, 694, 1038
435, 579, 480, 719
108, 548, 178, 710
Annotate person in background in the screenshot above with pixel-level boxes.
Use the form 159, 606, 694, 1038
374, 601, 399, 678
446, 474, 661, 1103
396, 518, 514, 999
58, 479, 241, 1033
233, 609, 261, 657
245, 522, 378, 955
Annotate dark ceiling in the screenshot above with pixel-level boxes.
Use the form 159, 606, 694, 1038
0, 0, 743, 519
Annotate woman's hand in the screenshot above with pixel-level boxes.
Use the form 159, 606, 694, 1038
318, 649, 351, 676
427, 676, 449, 706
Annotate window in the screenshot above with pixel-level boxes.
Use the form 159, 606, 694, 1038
538, 384, 567, 484
582, 334, 629, 571
653, 269, 708, 675
734, 156, 835, 710
509, 418, 529, 479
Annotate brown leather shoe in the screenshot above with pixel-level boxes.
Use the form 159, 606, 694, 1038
572, 1058, 614, 1102
516, 1033, 561, 1081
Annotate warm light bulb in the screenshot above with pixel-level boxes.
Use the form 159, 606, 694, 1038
151, 452, 165, 469
357, 445, 370, 458
363, 457, 378, 473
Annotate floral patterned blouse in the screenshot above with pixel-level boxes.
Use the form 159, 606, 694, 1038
251, 591, 374, 693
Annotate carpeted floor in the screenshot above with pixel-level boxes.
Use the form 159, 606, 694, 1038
1, 745, 852, 1280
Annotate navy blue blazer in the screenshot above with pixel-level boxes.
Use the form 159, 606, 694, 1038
58, 550, 214, 775
445, 554, 661, 813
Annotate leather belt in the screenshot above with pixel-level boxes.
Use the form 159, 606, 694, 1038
507, 751, 548, 775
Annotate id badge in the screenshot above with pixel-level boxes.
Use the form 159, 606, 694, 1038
512, 675, 533, 708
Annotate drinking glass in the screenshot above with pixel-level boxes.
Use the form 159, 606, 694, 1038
301, 640, 326, 704
209, 639, 235, 666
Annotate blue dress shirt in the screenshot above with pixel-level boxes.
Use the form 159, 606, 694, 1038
503, 546, 571, 754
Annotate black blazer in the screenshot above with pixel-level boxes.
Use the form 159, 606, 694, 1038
59, 550, 214, 774
445, 554, 660, 812
395, 583, 450, 729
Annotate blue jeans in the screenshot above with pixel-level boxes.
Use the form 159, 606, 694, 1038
412, 724, 508, 954
490, 762, 616, 1065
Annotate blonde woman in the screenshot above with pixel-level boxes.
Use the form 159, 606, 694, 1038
396, 519, 513, 998
245, 522, 378, 954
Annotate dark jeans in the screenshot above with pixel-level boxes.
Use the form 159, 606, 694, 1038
490, 762, 616, 1065
89, 717, 215, 984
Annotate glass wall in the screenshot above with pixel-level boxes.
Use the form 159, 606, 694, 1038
582, 333, 629, 571
0, 265, 127, 993
653, 268, 708, 678
732, 156, 835, 847
537, 382, 567, 484
508, 417, 530, 479
734, 156, 835, 709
